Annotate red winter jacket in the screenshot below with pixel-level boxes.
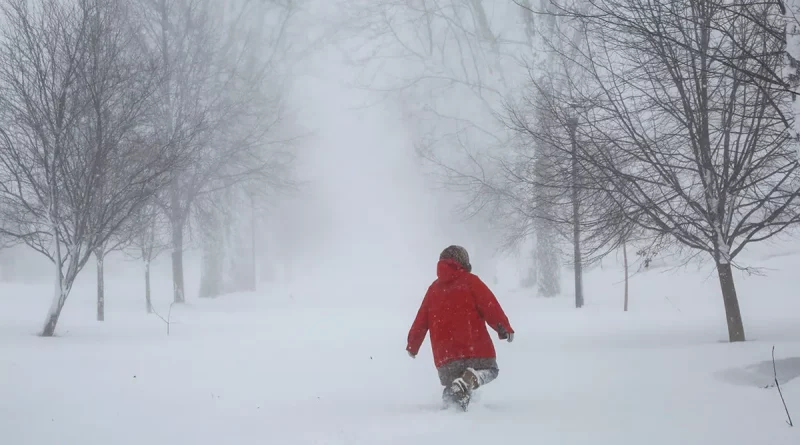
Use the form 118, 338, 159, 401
406, 259, 514, 368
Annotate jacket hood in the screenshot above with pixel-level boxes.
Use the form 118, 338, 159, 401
437, 258, 466, 283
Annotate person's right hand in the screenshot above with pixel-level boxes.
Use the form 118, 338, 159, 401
407, 349, 416, 359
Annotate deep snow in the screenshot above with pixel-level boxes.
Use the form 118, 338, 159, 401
2, 245, 800, 445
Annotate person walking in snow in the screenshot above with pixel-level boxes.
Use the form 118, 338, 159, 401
406, 245, 514, 411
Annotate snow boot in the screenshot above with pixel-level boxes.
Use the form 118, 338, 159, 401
450, 378, 471, 411
462, 368, 481, 388
441, 386, 458, 410
449, 368, 480, 411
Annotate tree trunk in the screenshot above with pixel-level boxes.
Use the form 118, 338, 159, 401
162, 2, 184, 304
716, 261, 745, 342
198, 210, 223, 299
250, 195, 257, 291
42, 290, 68, 337
535, 218, 560, 297
572, 212, 583, 308
568, 117, 584, 309
468, 0, 496, 48
42, 280, 69, 337
42, 267, 75, 336
42, 227, 67, 337
171, 203, 185, 304
96, 249, 105, 322
171, 229, 185, 303
198, 244, 222, 299
519, 0, 536, 44
145, 259, 152, 313
521, 244, 537, 289
623, 239, 629, 312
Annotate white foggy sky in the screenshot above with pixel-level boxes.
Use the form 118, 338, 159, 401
270, 45, 480, 305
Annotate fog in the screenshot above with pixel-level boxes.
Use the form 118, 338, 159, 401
274, 69, 465, 306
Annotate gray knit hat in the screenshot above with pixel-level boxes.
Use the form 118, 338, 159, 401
439, 245, 471, 272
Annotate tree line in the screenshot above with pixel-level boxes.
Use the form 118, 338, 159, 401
337, 0, 800, 342
3, 0, 798, 343
0, 0, 297, 336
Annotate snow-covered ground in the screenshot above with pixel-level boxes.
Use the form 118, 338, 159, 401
2, 247, 800, 445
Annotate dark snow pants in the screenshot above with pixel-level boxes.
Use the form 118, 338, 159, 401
437, 357, 499, 388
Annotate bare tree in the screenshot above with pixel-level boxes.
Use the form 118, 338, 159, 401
502, 0, 591, 305
0, 0, 182, 336
501, 82, 626, 307
516, 0, 800, 341
74, 0, 163, 322
138, 0, 296, 304
194, 143, 296, 300
137, 0, 217, 304
533, 221, 562, 297
125, 201, 170, 313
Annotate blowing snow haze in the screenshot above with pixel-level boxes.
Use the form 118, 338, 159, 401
2, 0, 800, 444
276, 71, 461, 308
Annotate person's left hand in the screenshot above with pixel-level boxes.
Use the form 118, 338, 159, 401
497, 324, 514, 343
407, 349, 416, 358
